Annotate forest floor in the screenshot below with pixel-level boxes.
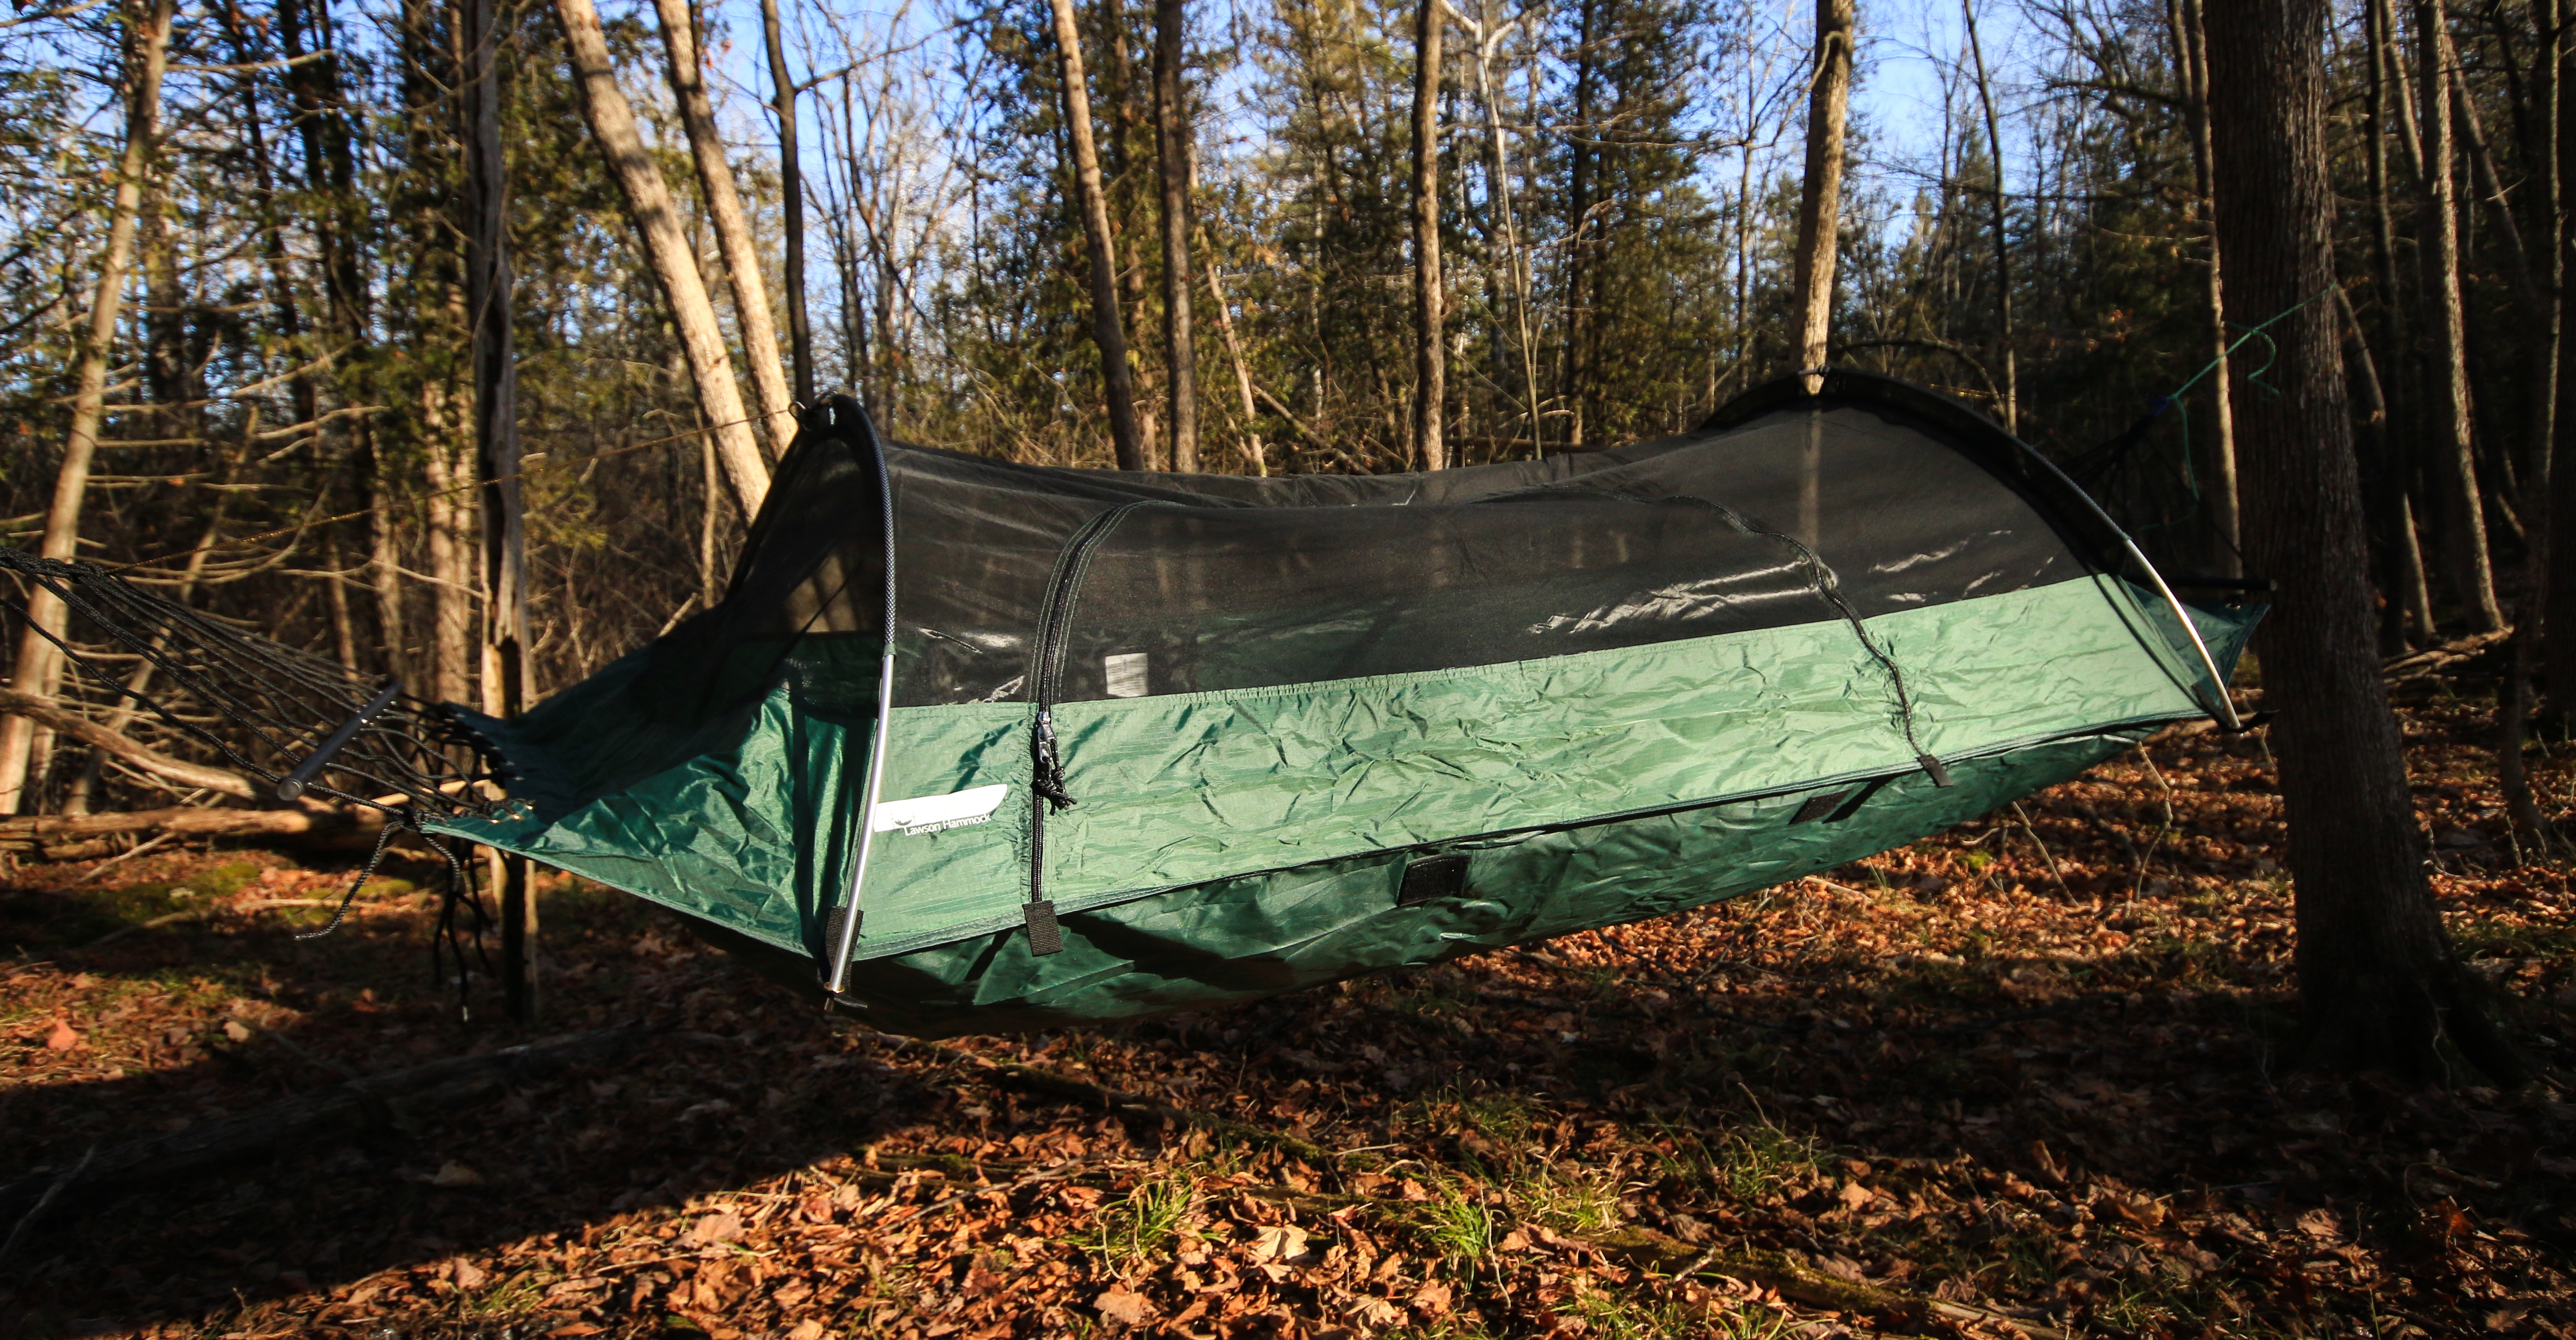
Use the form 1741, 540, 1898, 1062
2, 659, 2574, 1340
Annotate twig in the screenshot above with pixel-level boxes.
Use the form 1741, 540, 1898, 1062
68, 830, 179, 884
2129, 747, 2177, 908
2011, 802, 2072, 899
80, 897, 346, 949
0, 1145, 94, 1267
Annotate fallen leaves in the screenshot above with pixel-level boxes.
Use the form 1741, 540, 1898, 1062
0, 694, 2572, 1340
1092, 1285, 1151, 1326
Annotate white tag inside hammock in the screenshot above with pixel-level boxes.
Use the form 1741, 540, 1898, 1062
1104, 652, 1151, 698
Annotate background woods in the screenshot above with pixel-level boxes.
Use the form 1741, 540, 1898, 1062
3, 0, 2576, 996
12, 0, 2576, 1333
11, 0, 2574, 733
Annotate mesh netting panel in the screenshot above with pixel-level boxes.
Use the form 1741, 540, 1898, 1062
0, 551, 497, 816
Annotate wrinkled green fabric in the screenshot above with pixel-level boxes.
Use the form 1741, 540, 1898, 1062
427, 635, 879, 954
433, 565, 2256, 1014
852, 575, 2246, 957
694, 729, 2150, 1036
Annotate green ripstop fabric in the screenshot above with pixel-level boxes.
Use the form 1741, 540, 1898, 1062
435, 573, 2248, 972
425, 636, 880, 955
845, 573, 2246, 959
692, 728, 2152, 1037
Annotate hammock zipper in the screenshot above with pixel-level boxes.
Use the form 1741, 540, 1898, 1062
1022, 499, 1158, 955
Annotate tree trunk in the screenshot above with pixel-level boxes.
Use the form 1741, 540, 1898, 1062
1789, 0, 1853, 396
1103, 0, 1163, 466
555, 0, 772, 514
1204, 257, 1265, 474
0, 0, 174, 815
1563, 0, 1597, 443
1961, 0, 2015, 432
1457, 0, 1541, 457
1410, 0, 1447, 471
2415, 0, 2505, 631
650, 0, 797, 461
1048, 0, 1146, 471
421, 380, 476, 708
2205, 0, 2524, 1083
2174, 0, 2239, 570
461, 0, 536, 1024
2549, 0, 2576, 722
2365, 0, 2418, 652
761, 0, 814, 407
1152, 0, 1199, 472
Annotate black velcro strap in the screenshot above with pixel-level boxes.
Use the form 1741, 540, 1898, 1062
1918, 754, 1954, 788
1791, 790, 1849, 825
1022, 900, 1063, 956
1397, 853, 1471, 907
1826, 776, 1890, 823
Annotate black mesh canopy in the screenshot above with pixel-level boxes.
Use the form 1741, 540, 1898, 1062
882, 372, 2108, 708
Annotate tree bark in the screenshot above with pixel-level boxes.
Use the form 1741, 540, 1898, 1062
1204, 257, 1265, 474
2173, 0, 2239, 570
760, 0, 815, 407
2550, 0, 2576, 721
1048, 0, 1146, 471
2205, 0, 2524, 1083
0, 0, 175, 815
2414, 0, 2505, 631
650, 0, 797, 460
2365, 0, 2419, 652
1410, 0, 1448, 471
0, 689, 256, 799
1789, 0, 1854, 396
1152, 0, 1199, 472
1563, 0, 1598, 443
420, 378, 476, 708
555, 0, 772, 514
461, 0, 535, 1024
1961, 0, 2015, 433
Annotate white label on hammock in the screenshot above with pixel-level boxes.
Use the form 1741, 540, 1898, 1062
1104, 652, 1151, 698
872, 783, 1009, 835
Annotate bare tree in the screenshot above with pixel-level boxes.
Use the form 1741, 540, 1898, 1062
555, 0, 771, 514
0, 0, 175, 813
1152, 0, 1199, 471
2168, 0, 2238, 567
651, 0, 798, 459
1049, 0, 1147, 471
763, 0, 816, 406
1960, 0, 2014, 433
462, 0, 535, 1021
1447, 0, 1540, 454
2413, 0, 2503, 630
2206, 0, 2523, 1082
1410, 0, 1448, 470
1789, 0, 1853, 396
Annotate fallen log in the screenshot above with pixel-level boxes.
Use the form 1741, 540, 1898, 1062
0, 800, 391, 857
0, 687, 257, 798
0, 1023, 659, 1253
2384, 628, 2513, 683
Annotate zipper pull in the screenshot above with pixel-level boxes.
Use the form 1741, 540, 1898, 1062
1032, 709, 1077, 811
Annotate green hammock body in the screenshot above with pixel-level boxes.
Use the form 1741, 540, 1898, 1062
426, 372, 2259, 1038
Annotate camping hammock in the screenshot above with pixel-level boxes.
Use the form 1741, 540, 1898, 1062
3, 370, 2260, 1037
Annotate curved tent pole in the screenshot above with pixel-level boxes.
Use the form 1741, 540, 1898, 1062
821, 394, 899, 996
1973, 408, 2248, 732
1703, 370, 2246, 731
